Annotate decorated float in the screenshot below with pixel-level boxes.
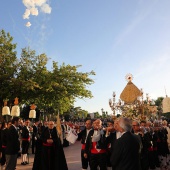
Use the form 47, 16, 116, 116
109, 74, 158, 121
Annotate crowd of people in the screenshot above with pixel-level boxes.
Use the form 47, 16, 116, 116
0, 116, 170, 170
77, 118, 170, 170
0, 117, 68, 170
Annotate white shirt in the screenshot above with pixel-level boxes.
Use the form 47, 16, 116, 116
85, 129, 92, 143
12, 124, 17, 130
92, 130, 100, 142
116, 131, 122, 139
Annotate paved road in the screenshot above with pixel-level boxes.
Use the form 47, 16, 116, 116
15, 141, 87, 170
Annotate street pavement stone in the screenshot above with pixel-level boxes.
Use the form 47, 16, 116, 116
14, 141, 87, 170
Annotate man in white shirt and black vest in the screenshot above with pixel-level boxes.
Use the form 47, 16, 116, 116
21, 119, 31, 165
84, 119, 108, 170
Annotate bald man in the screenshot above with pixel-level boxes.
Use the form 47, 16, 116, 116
84, 119, 108, 170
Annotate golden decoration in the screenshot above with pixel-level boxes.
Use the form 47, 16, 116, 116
120, 81, 142, 104
148, 106, 157, 113
30, 104, 36, 110
3, 99, 9, 106
56, 112, 62, 135
125, 73, 133, 82
14, 97, 19, 105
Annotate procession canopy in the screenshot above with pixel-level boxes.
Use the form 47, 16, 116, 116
162, 96, 170, 113
120, 74, 142, 104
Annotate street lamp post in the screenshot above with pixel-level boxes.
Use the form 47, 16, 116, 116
101, 108, 104, 116
109, 92, 122, 115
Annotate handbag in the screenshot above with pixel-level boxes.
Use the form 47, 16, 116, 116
66, 129, 78, 144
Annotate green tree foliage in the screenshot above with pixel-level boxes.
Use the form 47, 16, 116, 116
94, 112, 100, 118
154, 97, 164, 116
0, 29, 95, 117
0, 30, 18, 104
67, 106, 88, 119
155, 97, 164, 107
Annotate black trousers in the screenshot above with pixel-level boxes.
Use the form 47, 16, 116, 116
148, 150, 160, 169
140, 151, 149, 170
90, 153, 107, 170
32, 138, 35, 154
32, 139, 42, 170
22, 140, 30, 154
63, 139, 69, 147
5, 154, 17, 170
81, 149, 90, 169
106, 151, 112, 167
1, 147, 6, 166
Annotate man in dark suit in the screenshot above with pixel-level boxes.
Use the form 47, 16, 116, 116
110, 117, 141, 170
5, 117, 20, 170
21, 119, 31, 165
132, 120, 151, 170
78, 119, 92, 170
32, 120, 39, 154
105, 120, 116, 170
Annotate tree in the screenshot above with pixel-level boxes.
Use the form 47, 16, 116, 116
0, 29, 95, 118
67, 106, 88, 119
94, 112, 100, 118
0, 30, 17, 98
155, 97, 164, 107
0, 29, 18, 117
50, 62, 95, 113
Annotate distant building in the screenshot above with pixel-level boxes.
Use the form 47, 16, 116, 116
88, 113, 94, 119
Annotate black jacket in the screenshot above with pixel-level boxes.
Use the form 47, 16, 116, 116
1, 128, 8, 147
5, 125, 20, 155
78, 128, 92, 144
110, 131, 141, 170
85, 129, 107, 154
21, 126, 30, 139
32, 125, 39, 140
106, 131, 117, 151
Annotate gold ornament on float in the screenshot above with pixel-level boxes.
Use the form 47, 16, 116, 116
120, 74, 142, 104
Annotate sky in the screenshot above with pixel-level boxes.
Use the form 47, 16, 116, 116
1, 0, 170, 115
